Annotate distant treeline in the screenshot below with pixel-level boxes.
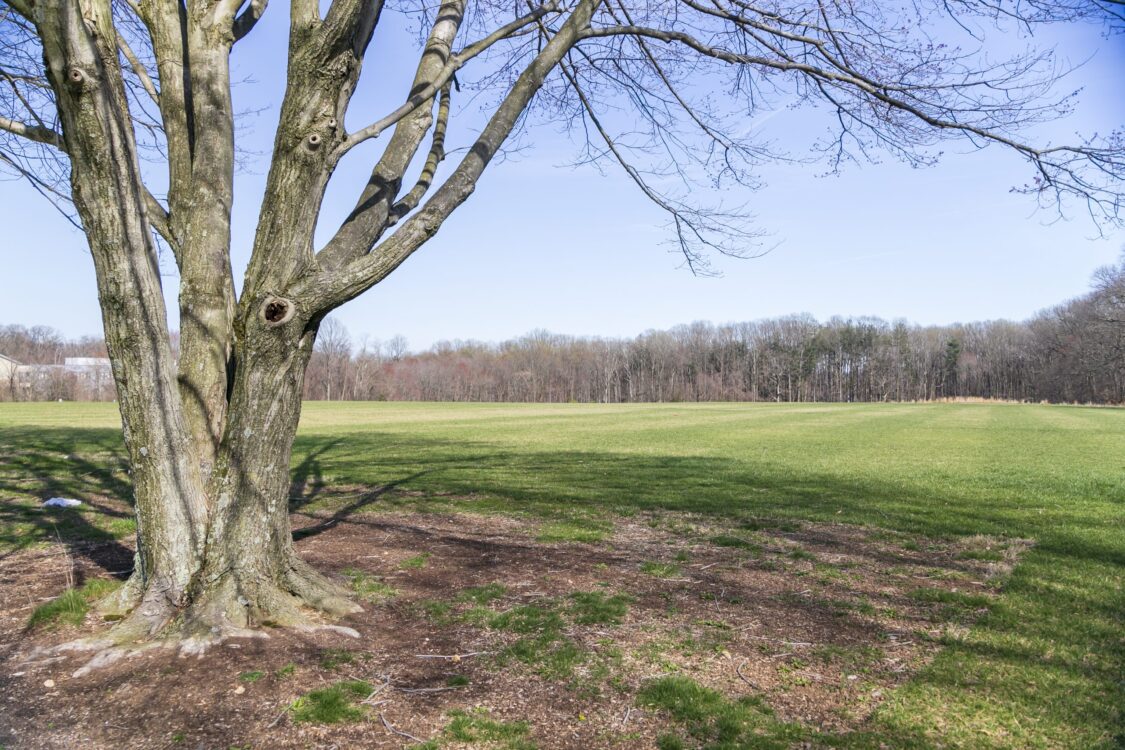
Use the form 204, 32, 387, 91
302, 257, 1123, 404
3, 256, 1122, 404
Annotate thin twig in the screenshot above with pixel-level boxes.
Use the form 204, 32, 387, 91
396, 685, 462, 694
380, 713, 424, 743
361, 674, 393, 704
414, 651, 490, 660
736, 659, 761, 690
743, 635, 813, 647
54, 525, 75, 589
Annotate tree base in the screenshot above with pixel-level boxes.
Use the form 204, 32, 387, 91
52, 555, 363, 675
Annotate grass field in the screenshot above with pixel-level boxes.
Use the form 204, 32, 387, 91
0, 401, 1122, 748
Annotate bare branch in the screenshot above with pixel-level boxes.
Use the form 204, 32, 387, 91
387, 82, 452, 227
316, 0, 471, 270
580, 17, 1122, 223
0, 114, 63, 148
336, 0, 562, 156
301, 0, 603, 311
115, 30, 159, 106
233, 0, 268, 41
558, 57, 758, 274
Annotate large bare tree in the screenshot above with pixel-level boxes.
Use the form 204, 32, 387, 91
0, 0, 1121, 651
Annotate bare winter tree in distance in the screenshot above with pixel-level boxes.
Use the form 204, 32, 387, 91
0, 0, 1122, 661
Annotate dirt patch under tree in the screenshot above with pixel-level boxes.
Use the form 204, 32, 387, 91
0, 492, 1027, 749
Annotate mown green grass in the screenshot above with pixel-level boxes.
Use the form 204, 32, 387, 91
639, 675, 805, 749
0, 401, 1121, 748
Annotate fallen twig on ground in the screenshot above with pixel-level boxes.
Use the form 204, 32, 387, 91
380, 713, 423, 743
414, 651, 490, 660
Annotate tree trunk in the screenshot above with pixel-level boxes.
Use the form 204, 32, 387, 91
24, 0, 597, 654
180, 315, 359, 638
35, 0, 211, 638
32, 1, 357, 648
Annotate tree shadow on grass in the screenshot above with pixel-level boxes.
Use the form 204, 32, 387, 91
288, 430, 1120, 568
284, 429, 1123, 748
0, 424, 1119, 747
291, 471, 428, 541
288, 438, 344, 513
0, 426, 134, 574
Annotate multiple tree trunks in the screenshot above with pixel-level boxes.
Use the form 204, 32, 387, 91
25, 0, 337, 640
4, 0, 1121, 648
34, 0, 210, 634
16, 0, 600, 643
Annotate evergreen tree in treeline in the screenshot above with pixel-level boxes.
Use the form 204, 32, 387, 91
4, 257, 1123, 404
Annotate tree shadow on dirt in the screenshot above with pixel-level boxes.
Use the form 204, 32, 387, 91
0, 424, 1119, 749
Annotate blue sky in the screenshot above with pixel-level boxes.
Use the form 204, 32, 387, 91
1, 9, 1121, 351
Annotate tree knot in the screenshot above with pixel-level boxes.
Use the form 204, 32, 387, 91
261, 295, 296, 326
66, 66, 89, 90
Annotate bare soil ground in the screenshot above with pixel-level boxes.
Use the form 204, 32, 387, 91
0, 493, 1024, 749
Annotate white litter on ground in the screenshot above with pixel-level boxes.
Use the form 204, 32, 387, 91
42, 497, 83, 508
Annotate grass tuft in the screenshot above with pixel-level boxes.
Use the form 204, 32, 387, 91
400, 552, 431, 569
288, 680, 371, 724
568, 591, 632, 625
537, 519, 609, 544
641, 561, 682, 578
27, 578, 122, 630
28, 589, 87, 630
341, 567, 398, 602
446, 708, 536, 748
709, 534, 761, 553
638, 675, 804, 749
458, 582, 508, 604
318, 648, 356, 671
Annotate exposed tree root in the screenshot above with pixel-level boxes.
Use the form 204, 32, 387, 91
94, 568, 144, 620
29, 557, 363, 676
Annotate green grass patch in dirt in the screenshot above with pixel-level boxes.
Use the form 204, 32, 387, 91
537, 519, 610, 543
318, 648, 357, 671
708, 534, 760, 552
638, 675, 805, 749
457, 582, 508, 604
27, 578, 121, 630
642, 561, 682, 578
288, 680, 371, 724
341, 567, 398, 602
568, 591, 632, 625
412, 707, 536, 749
420, 586, 633, 682
400, 552, 431, 569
